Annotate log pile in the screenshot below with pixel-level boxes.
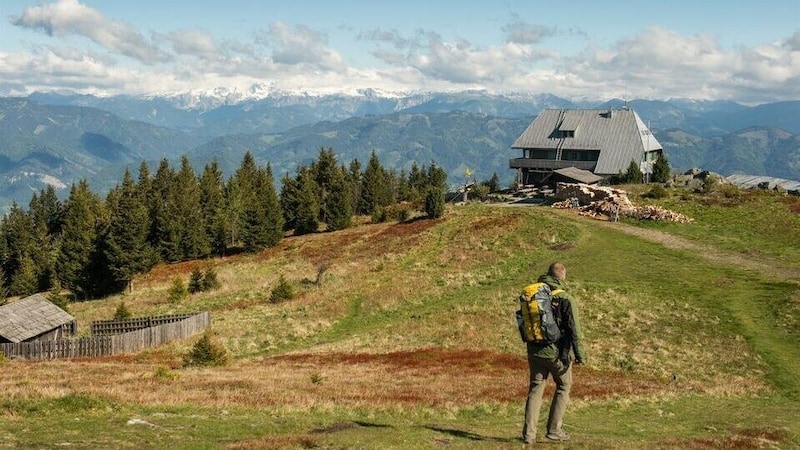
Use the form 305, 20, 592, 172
551, 183, 693, 223
628, 205, 693, 223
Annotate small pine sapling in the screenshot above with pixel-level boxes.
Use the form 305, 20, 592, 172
201, 267, 221, 291
168, 276, 188, 303
183, 330, 228, 367
188, 269, 204, 294
269, 275, 295, 303
113, 302, 132, 320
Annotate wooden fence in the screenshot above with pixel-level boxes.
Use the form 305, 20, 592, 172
0, 312, 209, 360
91, 313, 196, 335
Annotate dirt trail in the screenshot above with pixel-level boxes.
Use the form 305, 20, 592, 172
549, 207, 800, 283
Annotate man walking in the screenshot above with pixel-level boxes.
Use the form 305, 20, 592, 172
522, 262, 586, 445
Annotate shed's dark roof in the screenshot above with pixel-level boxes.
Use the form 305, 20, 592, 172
552, 167, 603, 185
512, 108, 662, 175
0, 293, 75, 343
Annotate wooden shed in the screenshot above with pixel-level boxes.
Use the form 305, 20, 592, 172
0, 293, 77, 344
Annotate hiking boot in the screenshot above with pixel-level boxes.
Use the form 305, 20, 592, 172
545, 431, 570, 441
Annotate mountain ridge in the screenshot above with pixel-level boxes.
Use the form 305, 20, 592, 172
1, 91, 799, 213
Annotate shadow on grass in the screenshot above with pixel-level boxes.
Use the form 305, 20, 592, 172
424, 425, 518, 443
312, 421, 393, 434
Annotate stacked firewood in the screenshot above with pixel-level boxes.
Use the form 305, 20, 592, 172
551, 183, 693, 223
627, 205, 694, 223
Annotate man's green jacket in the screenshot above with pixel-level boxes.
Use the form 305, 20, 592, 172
526, 274, 586, 364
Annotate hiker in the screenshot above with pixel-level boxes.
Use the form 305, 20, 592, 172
522, 262, 586, 445
610, 204, 619, 222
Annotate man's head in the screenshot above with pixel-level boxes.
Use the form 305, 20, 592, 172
548, 262, 567, 281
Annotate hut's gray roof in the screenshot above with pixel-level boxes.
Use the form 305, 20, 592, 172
512, 108, 662, 175
0, 293, 75, 343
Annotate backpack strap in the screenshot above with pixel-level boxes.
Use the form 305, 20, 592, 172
549, 289, 566, 328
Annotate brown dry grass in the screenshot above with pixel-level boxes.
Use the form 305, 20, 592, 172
0, 347, 671, 411
11, 206, 769, 408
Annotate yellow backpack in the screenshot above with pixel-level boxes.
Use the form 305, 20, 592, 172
516, 282, 564, 344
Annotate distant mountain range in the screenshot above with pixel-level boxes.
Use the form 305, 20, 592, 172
1, 89, 799, 213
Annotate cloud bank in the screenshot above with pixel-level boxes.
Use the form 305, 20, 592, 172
2, 0, 799, 104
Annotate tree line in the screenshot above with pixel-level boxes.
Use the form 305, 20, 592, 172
0, 148, 448, 302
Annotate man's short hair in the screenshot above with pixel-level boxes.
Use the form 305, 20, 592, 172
548, 262, 566, 280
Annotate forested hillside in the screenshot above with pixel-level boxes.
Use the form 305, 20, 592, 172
0, 150, 448, 301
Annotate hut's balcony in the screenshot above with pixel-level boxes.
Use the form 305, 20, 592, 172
509, 158, 596, 171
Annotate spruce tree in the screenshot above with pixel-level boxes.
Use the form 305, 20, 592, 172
396, 168, 411, 203
0, 267, 9, 305
360, 150, 391, 215
485, 172, 501, 193
279, 171, 301, 231
135, 160, 156, 251
174, 155, 210, 260
150, 158, 180, 261
407, 161, 426, 205
201, 267, 221, 291
325, 166, 353, 231
29, 185, 63, 236
223, 177, 243, 248
651, 153, 671, 183
113, 302, 132, 320
0, 203, 36, 296
624, 160, 643, 184
189, 268, 204, 294
241, 165, 283, 251
312, 147, 338, 224
227, 152, 260, 249
347, 159, 362, 214
28, 188, 60, 291
136, 160, 153, 200
56, 180, 104, 299
262, 165, 285, 247
103, 170, 157, 293
424, 162, 448, 219
385, 168, 401, 205
200, 159, 228, 255
294, 167, 320, 235
10, 254, 37, 297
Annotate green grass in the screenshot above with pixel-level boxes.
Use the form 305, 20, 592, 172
2, 189, 799, 449
631, 187, 800, 267
2, 394, 797, 449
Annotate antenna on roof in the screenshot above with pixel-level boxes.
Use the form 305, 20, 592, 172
623, 83, 628, 109
622, 82, 629, 111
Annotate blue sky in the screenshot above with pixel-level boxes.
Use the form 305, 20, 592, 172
1, 0, 798, 104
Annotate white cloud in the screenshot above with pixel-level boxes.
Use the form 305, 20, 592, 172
165, 29, 220, 60
11, 0, 169, 64
367, 29, 557, 87
2, 4, 799, 104
261, 22, 344, 71
0, 46, 137, 94
501, 19, 556, 45
566, 26, 800, 103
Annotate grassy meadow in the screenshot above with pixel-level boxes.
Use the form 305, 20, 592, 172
1, 186, 799, 449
